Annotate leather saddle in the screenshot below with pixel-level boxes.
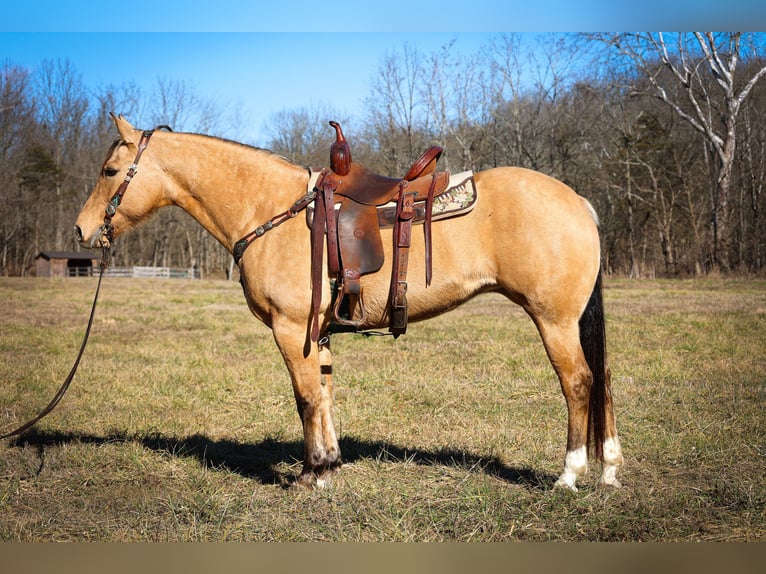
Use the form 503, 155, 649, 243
310, 121, 450, 341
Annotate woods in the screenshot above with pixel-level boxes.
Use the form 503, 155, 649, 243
2, 32, 765, 277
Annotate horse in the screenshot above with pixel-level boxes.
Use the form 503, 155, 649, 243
74, 114, 623, 491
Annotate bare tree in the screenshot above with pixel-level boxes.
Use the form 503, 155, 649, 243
0, 63, 34, 275
595, 32, 766, 270
363, 44, 435, 174
488, 34, 586, 179
34, 59, 91, 254
149, 77, 223, 134
420, 40, 501, 171
264, 104, 346, 167
739, 83, 766, 270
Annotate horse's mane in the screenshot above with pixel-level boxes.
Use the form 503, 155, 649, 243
103, 128, 306, 171
180, 131, 306, 169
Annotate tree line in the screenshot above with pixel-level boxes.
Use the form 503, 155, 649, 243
2, 32, 765, 278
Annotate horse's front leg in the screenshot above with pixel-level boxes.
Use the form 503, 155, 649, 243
272, 322, 340, 487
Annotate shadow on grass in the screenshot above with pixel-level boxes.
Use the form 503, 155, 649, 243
9, 429, 555, 490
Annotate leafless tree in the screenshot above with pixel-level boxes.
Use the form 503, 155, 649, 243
421, 40, 501, 171
264, 104, 346, 167
0, 63, 34, 275
363, 44, 436, 174
594, 32, 766, 270
33, 59, 92, 256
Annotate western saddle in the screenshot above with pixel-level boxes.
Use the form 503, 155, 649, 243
231, 121, 452, 341
310, 121, 449, 341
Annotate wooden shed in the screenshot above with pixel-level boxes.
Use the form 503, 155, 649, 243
35, 251, 100, 278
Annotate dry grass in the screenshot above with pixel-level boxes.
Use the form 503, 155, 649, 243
1, 276, 764, 541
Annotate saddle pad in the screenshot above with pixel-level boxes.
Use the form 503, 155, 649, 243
305, 170, 477, 229
375, 171, 476, 227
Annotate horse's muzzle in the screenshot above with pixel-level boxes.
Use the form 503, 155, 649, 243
74, 225, 110, 249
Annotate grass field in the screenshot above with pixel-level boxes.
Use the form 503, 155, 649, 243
0, 276, 764, 541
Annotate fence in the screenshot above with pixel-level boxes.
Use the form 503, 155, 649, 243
101, 266, 201, 279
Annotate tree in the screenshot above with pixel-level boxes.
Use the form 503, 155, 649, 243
34, 59, 91, 252
737, 62, 766, 271
264, 104, 346, 167
595, 32, 766, 270
363, 44, 436, 175
0, 63, 34, 275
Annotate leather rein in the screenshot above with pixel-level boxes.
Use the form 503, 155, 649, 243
0, 128, 159, 440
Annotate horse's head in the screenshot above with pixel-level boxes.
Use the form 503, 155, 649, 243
74, 114, 170, 248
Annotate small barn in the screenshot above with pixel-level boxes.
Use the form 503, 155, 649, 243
35, 251, 100, 278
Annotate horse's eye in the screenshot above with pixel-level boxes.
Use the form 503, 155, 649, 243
103, 167, 119, 177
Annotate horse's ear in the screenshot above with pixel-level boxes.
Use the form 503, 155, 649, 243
110, 113, 139, 146
108, 112, 126, 125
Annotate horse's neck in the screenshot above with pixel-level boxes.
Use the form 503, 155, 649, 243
164, 135, 309, 251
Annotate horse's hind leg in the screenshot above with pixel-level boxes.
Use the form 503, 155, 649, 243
534, 316, 623, 490
533, 318, 595, 491
598, 375, 623, 488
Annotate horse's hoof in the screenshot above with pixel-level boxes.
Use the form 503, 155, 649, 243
296, 464, 340, 489
598, 477, 622, 489
296, 472, 317, 489
599, 464, 622, 488
553, 476, 579, 492
314, 472, 333, 489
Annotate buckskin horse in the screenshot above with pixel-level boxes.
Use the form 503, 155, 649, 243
74, 114, 623, 491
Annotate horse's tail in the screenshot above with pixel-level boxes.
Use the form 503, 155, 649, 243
578, 269, 608, 461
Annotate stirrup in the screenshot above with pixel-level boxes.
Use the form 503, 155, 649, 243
332, 270, 368, 328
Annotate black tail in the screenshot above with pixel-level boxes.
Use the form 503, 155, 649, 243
578, 269, 608, 460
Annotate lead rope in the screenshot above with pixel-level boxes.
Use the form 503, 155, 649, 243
1, 126, 164, 440
1, 246, 110, 440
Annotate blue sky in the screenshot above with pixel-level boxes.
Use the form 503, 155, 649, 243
1, 32, 494, 144
2, 1, 764, 144
3, 1, 764, 32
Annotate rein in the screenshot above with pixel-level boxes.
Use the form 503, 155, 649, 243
1, 128, 161, 440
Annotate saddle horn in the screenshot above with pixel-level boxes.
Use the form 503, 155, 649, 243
329, 121, 352, 176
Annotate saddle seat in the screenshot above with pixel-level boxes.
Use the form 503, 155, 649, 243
333, 146, 446, 206
311, 122, 450, 340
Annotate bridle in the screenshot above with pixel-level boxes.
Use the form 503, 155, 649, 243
99, 127, 164, 245
1, 126, 164, 440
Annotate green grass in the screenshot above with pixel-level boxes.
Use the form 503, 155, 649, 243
1, 276, 764, 541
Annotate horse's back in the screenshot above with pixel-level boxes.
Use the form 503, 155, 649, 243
474, 166, 598, 230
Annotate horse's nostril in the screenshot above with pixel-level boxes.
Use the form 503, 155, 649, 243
74, 225, 84, 243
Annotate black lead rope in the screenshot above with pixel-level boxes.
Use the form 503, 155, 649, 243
0, 248, 110, 441
1, 126, 165, 441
